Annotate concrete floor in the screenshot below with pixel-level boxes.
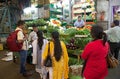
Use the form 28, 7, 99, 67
0, 50, 40, 79
106, 67, 120, 79
0, 50, 120, 79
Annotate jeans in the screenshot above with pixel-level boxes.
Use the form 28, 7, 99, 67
19, 50, 27, 74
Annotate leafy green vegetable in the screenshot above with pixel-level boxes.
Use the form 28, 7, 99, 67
69, 75, 82, 79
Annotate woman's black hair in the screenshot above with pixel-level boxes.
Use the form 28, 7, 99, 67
91, 24, 107, 46
51, 31, 62, 61
37, 30, 44, 50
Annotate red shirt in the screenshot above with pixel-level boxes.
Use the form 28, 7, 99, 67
81, 39, 109, 79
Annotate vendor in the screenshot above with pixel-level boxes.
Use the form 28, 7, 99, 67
74, 16, 85, 28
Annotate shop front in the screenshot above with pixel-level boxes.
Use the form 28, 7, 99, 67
72, 0, 96, 25
109, 0, 120, 27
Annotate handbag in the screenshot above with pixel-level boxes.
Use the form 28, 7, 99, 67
106, 49, 119, 68
44, 42, 52, 67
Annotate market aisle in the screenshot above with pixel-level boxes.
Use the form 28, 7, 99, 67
0, 50, 120, 79
0, 51, 40, 79
105, 65, 120, 79
105, 52, 120, 79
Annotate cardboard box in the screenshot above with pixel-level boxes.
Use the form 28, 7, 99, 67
0, 44, 3, 50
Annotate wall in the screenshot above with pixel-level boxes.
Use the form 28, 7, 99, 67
111, 0, 120, 6
97, 0, 109, 21
96, 0, 109, 30
96, 0, 120, 29
109, 0, 120, 23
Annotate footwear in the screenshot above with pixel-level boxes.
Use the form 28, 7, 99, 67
23, 72, 32, 77
13, 56, 17, 63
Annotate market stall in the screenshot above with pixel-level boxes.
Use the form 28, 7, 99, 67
26, 18, 92, 78
1, 0, 94, 78
72, 0, 96, 25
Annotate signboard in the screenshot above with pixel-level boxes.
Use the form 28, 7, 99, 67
113, 6, 120, 20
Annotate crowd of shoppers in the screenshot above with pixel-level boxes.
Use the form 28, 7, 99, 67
14, 20, 69, 79
13, 19, 120, 79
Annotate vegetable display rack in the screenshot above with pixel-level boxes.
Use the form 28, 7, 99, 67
68, 34, 89, 64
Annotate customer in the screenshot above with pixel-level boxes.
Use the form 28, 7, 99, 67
81, 25, 109, 79
15, 20, 31, 77
28, 24, 38, 64
42, 31, 69, 79
105, 20, 120, 59
28, 24, 38, 43
74, 15, 85, 28
32, 30, 48, 79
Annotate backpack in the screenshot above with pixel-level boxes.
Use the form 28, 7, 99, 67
7, 30, 23, 52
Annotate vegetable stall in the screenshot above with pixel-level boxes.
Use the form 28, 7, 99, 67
26, 18, 92, 78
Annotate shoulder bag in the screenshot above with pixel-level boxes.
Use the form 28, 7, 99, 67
44, 42, 52, 67
106, 49, 119, 68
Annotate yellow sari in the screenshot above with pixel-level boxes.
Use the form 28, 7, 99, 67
42, 41, 69, 79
